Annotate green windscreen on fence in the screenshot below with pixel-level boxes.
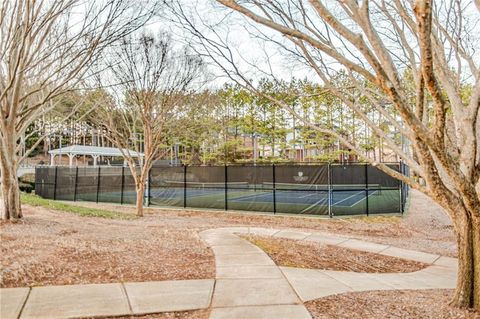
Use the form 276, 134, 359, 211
330, 164, 367, 216
227, 165, 274, 213
186, 166, 226, 210
55, 167, 76, 201
122, 168, 138, 205
35, 166, 56, 199
150, 166, 184, 207
273, 165, 329, 215
367, 164, 401, 214
76, 167, 99, 202
98, 167, 123, 204
35, 163, 408, 216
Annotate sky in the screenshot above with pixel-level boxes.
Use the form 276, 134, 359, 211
147, 0, 321, 89
140, 0, 480, 91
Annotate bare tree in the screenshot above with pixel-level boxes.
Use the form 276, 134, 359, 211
0, 0, 158, 219
170, 0, 480, 309
92, 33, 203, 217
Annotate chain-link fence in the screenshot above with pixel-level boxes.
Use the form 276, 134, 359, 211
35, 163, 409, 216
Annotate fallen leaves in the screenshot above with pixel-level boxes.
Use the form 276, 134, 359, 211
242, 235, 427, 273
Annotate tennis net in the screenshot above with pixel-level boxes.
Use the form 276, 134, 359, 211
162, 181, 249, 189
261, 182, 382, 191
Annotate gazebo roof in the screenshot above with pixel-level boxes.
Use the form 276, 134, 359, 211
48, 145, 144, 157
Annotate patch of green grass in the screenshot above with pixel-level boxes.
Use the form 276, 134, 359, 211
21, 193, 136, 220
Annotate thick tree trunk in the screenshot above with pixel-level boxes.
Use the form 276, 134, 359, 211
0, 161, 22, 220
474, 221, 480, 310
451, 211, 480, 310
135, 182, 144, 217
0, 128, 23, 220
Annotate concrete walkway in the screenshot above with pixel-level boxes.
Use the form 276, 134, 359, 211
202, 227, 457, 318
200, 228, 312, 319
1, 227, 457, 319
1, 280, 214, 319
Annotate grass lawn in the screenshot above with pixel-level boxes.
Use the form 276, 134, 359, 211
21, 193, 136, 220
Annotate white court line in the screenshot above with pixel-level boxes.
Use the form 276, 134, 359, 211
345, 189, 378, 207
331, 190, 364, 206
299, 192, 323, 198
226, 190, 271, 201
300, 196, 329, 214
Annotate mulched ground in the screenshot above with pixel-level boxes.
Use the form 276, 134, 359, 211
242, 235, 427, 272
0, 206, 215, 288
1, 190, 455, 288
1, 190, 473, 318
80, 189, 457, 257
305, 289, 480, 319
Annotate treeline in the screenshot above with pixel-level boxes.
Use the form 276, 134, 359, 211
26, 73, 403, 165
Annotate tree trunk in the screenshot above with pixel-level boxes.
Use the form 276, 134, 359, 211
0, 126, 23, 220
135, 182, 145, 217
0, 160, 22, 220
451, 210, 480, 310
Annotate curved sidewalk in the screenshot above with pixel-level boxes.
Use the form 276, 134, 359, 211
202, 227, 457, 319
1, 227, 457, 319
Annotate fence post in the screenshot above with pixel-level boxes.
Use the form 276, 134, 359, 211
399, 162, 404, 214
224, 165, 228, 210
183, 165, 187, 208
327, 163, 332, 218
34, 167, 38, 196
73, 166, 79, 202
53, 166, 58, 200
272, 164, 276, 214
365, 164, 369, 216
96, 166, 101, 203
34, 167, 39, 197
120, 166, 125, 205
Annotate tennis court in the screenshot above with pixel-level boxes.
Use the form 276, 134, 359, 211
149, 181, 399, 215
35, 163, 408, 216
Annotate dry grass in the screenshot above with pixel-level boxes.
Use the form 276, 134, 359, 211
242, 235, 427, 273
305, 289, 480, 319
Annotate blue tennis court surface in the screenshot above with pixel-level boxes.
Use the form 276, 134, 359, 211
150, 187, 378, 208
233, 189, 378, 207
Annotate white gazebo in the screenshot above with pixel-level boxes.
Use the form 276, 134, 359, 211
48, 145, 144, 167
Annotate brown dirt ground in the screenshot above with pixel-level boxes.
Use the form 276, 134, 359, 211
305, 289, 480, 319
84, 189, 457, 258
242, 235, 427, 272
1, 189, 455, 288
0, 205, 215, 287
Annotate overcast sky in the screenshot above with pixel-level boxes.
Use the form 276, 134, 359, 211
147, 0, 480, 89
148, 0, 321, 89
